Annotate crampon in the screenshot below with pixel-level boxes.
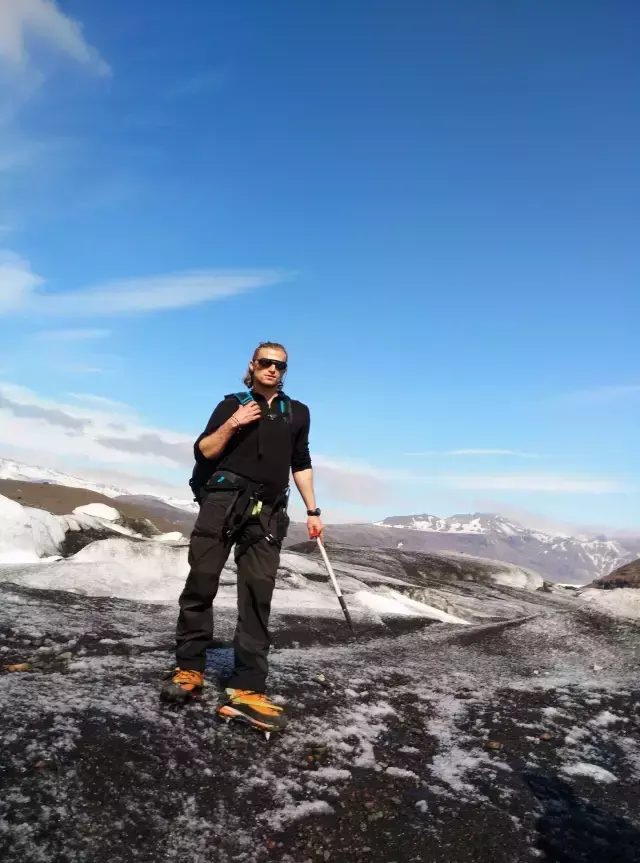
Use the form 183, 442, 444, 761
217, 688, 288, 740
160, 668, 204, 704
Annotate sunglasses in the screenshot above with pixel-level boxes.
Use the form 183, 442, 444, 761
256, 357, 288, 372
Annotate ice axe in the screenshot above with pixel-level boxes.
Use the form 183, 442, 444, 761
309, 528, 354, 633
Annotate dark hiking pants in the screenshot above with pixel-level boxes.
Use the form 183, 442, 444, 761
175, 488, 288, 692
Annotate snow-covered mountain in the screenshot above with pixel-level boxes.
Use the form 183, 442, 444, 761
0, 459, 634, 584
0, 458, 197, 514
377, 512, 551, 536
0, 458, 127, 498
372, 512, 633, 584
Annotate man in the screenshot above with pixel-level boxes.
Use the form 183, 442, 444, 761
161, 341, 323, 734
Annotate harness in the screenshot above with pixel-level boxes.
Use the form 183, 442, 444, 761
204, 470, 290, 549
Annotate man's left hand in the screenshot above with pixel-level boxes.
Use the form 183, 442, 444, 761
307, 516, 325, 543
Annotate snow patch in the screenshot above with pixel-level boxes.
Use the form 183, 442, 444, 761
385, 766, 419, 780
352, 589, 470, 624
152, 531, 185, 543
561, 763, 618, 784
72, 503, 121, 521
0, 494, 66, 563
312, 767, 352, 782
265, 799, 334, 828
490, 569, 543, 591
589, 710, 629, 728
578, 588, 640, 620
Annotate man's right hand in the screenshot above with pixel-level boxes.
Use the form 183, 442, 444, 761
232, 401, 262, 428
199, 401, 262, 459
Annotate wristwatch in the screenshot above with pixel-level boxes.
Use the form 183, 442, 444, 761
307, 508, 321, 517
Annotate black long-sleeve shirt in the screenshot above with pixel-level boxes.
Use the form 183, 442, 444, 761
193, 391, 312, 501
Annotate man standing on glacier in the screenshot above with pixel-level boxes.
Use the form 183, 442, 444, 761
161, 341, 324, 734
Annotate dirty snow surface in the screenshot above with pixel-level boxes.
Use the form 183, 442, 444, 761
1, 539, 639, 862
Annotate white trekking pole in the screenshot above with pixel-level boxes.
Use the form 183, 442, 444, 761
310, 529, 354, 633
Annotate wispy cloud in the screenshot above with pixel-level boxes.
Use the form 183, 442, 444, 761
566, 384, 640, 404
443, 475, 630, 494
467, 499, 599, 536
66, 393, 133, 412
33, 328, 111, 341
62, 363, 106, 374
0, 381, 194, 472
0, 251, 42, 312
313, 455, 631, 497
312, 456, 395, 506
0, 0, 110, 77
0, 2, 111, 230
38, 269, 287, 317
0, 253, 289, 317
95, 433, 192, 465
0, 388, 86, 430
406, 449, 539, 458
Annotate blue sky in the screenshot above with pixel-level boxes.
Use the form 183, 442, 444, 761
0, 0, 638, 531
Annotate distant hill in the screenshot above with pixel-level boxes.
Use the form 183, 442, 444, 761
0, 479, 184, 537
115, 494, 198, 534
590, 558, 640, 589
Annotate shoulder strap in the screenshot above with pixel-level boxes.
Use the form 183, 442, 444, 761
226, 391, 254, 405
278, 394, 293, 423
226, 391, 292, 423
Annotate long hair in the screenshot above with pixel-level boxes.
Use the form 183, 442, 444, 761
243, 341, 288, 390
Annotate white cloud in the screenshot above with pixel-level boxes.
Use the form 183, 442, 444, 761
0, 0, 110, 76
0, 381, 194, 472
406, 449, 539, 458
66, 392, 133, 412
39, 269, 287, 316
0, 250, 42, 312
0, 254, 288, 317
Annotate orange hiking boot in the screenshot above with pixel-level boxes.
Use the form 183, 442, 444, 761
160, 668, 204, 704
217, 689, 288, 734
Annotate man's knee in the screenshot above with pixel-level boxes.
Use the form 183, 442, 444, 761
180, 553, 228, 610
179, 578, 214, 609
187, 530, 229, 572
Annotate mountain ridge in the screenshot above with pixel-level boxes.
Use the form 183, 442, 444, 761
0, 458, 197, 514
1, 458, 636, 584
372, 511, 634, 584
